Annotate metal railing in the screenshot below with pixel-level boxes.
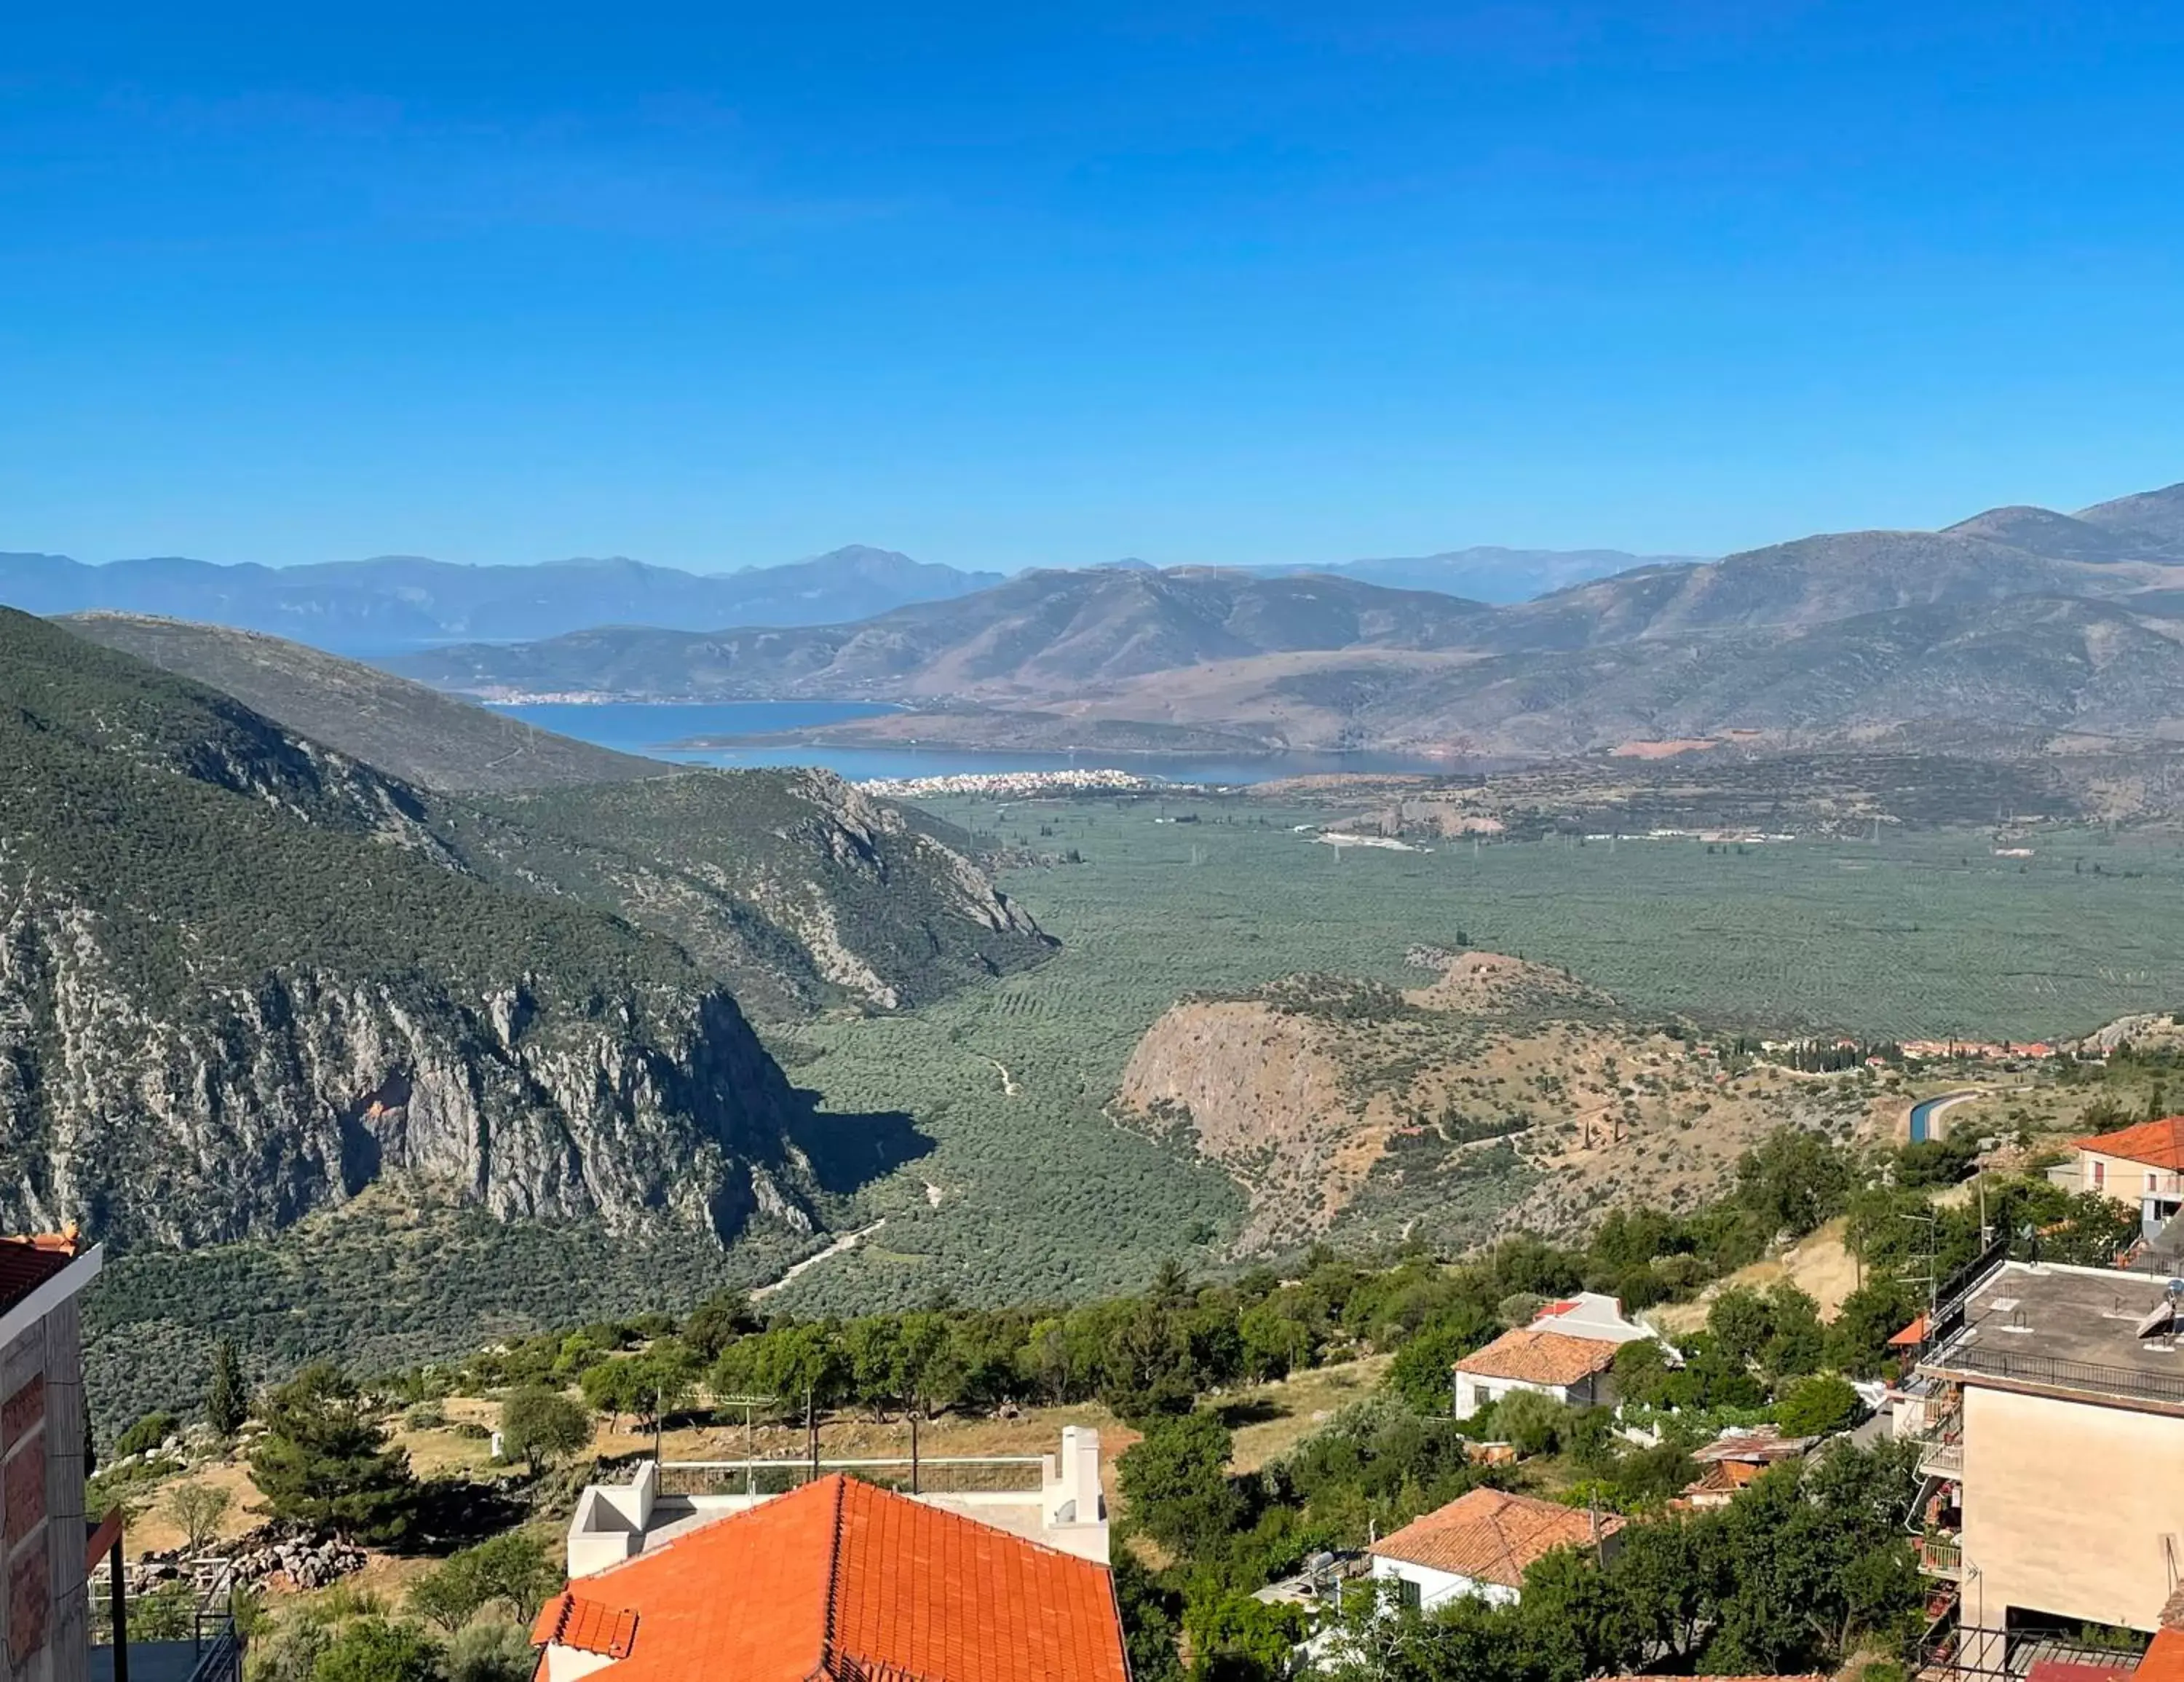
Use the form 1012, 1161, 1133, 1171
658, 1456, 1046, 1500
1918, 1536, 1966, 1580
1918, 1437, 1964, 1477
1923, 1344, 2184, 1407
88, 1555, 242, 1682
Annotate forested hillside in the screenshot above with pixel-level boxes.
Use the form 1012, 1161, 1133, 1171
63, 612, 665, 791
52, 615, 1056, 1018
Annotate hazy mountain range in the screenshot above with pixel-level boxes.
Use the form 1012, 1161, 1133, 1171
0, 542, 1682, 649
387, 480, 2184, 757
0, 546, 1005, 651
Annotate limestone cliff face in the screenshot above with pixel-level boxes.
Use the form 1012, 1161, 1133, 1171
0, 877, 817, 1249
462, 767, 1055, 1019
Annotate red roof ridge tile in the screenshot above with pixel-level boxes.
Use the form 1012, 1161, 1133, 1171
819, 1474, 849, 1679
0, 1228, 84, 1255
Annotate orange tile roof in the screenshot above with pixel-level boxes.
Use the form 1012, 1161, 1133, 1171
532, 1474, 1128, 1682
2073, 1117, 2184, 1171
1453, 1327, 1621, 1386
1369, 1488, 1621, 1588
0, 1230, 87, 1315
2143, 1591, 2184, 1682
531, 1595, 638, 1659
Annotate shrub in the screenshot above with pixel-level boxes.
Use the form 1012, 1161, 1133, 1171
309, 1619, 439, 1682
114, 1412, 180, 1460
1117, 1410, 1244, 1555
1777, 1374, 1865, 1437
445, 1622, 536, 1682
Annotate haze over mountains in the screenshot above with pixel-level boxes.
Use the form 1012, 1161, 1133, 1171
0, 546, 1005, 651
0, 542, 1677, 650
387, 480, 2184, 758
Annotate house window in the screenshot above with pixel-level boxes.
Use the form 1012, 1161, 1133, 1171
2093, 1160, 2105, 1190
1398, 1577, 1422, 1611
2150, 1172, 2161, 1193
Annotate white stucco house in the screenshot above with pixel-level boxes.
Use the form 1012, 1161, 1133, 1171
1369, 1488, 1623, 1611
1451, 1292, 1657, 1420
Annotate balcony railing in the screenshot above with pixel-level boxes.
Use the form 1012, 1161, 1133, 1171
1918, 1437, 1964, 1477
1923, 1343, 2184, 1408
657, 1456, 1047, 1500
1918, 1536, 1966, 1581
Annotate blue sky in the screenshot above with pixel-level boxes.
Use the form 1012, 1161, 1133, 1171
4, 2, 2182, 572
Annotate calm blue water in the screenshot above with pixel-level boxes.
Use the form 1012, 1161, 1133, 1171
495, 700, 1465, 785
1907, 1092, 1975, 1143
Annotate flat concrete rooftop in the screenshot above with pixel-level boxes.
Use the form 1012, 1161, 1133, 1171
1922, 1261, 2184, 1410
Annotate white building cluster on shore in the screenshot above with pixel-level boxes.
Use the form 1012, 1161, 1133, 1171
855, 767, 1189, 798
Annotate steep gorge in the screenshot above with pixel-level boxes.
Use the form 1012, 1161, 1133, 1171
0, 609, 830, 1249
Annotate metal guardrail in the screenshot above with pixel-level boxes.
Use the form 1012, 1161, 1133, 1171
1926, 1344, 2184, 1407
657, 1456, 1046, 1499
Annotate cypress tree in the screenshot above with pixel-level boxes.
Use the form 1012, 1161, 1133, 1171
205, 1338, 248, 1437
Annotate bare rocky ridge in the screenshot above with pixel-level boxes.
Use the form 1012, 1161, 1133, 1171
1115, 955, 1878, 1255
383, 478, 2184, 759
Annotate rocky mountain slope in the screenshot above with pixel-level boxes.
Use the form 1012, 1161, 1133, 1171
0, 609, 833, 1249
388, 569, 1502, 698
384, 479, 2184, 757
454, 770, 1054, 1017
1115, 955, 1878, 1254
50, 615, 1055, 1017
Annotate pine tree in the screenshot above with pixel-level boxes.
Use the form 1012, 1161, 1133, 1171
248, 1363, 414, 1543
205, 1338, 248, 1437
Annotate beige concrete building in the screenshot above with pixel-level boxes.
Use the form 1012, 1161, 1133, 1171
2068, 1118, 2184, 1244
1910, 1259, 2184, 1667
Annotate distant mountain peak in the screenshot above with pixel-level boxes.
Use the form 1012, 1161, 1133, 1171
2076, 480, 2184, 549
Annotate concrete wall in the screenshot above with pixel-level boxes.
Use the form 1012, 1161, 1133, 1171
1454, 1375, 1573, 1420
2074, 1149, 2183, 1206
1369, 1555, 1517, 1611
1961, 1383, 2184, 1632
1453, 1373, 1613, 1421
0, 1296, 89, 1682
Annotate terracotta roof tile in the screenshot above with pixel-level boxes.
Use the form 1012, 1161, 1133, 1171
0, 1231, 87, 1316
1453, 1328, 1621, 1386
1369, 1488, 1620, 1588
531, 1594, 638, 1658
2072, 1118, 2184, 1171
2140, 1630, 2184, 1682
537, 1474, 1127, 1682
